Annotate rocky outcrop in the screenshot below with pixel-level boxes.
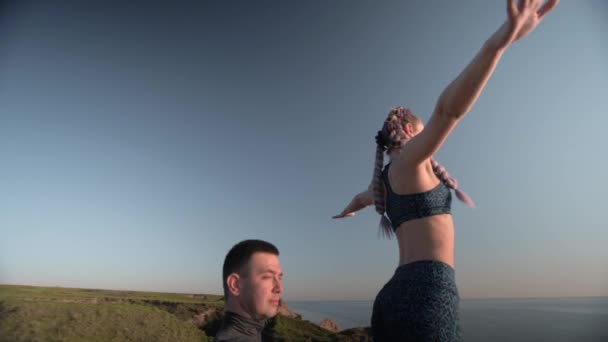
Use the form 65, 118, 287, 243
278, 300, 302, 319
336, 327, 373, 341
189, 307, 222, 328
186, 294, 207, 300
319, 318, 340, 332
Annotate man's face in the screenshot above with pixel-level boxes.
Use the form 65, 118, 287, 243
239, 252, 283, 319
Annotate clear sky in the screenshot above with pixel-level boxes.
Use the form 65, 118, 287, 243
1, 1, 606, 301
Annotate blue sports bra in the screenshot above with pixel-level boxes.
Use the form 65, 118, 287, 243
382, 163, 452, 230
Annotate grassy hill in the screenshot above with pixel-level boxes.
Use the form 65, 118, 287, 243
0, 284, 371, 341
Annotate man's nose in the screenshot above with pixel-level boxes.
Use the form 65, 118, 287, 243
273, 278, 283, 294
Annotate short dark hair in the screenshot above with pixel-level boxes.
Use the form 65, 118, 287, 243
222, 239, 279, 299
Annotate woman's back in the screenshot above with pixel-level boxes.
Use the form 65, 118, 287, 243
386, 156, 456, 267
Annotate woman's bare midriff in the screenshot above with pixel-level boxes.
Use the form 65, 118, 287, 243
395, 213, 455, 268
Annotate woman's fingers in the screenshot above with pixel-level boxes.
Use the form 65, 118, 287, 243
507, 0, 518, 19
538, 0, 559, 20
332, 212, 355, 219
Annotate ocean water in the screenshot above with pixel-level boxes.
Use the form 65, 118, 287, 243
288, 297, 608, 341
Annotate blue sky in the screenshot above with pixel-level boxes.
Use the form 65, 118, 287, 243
1, 1, 607, 301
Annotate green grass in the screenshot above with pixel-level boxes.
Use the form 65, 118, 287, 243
0, 284, 372, 341
0, 285, 218, 341
0, 284, 223, 304
265, 314, 335, 341
262, 315, 374, 341
0, 299, 207, 342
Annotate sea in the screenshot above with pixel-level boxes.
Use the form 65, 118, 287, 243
287, 297, 608, 342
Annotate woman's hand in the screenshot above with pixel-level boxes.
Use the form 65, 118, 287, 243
332, 211, 356, 219
492, 0, 559, 50
332, 189, 374, 219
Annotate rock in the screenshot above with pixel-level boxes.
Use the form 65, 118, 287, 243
319, 318, 340, 332
336, 327, 373, 341
186, 294, 208, 300
190, 306, 221, 328
278, 300, 302, 319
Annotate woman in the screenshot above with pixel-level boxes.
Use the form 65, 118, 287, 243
333, 1, 558, 340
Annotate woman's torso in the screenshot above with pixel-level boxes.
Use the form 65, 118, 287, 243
385, 159, 455, 268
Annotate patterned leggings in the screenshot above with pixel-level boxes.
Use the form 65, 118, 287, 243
371, 260, 461, 342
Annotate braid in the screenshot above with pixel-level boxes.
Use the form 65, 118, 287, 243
372, 107, 412, 239
372, 141, 393, 238
431, 159, 475, 208
371, 106, 474, 239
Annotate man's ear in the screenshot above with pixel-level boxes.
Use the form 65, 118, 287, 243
226, 273, 241, 296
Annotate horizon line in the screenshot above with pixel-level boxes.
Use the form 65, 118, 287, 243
2, 283, 606, 302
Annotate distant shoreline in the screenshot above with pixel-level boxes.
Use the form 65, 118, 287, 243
3, 283, 606, 302
287, 295, 608, 302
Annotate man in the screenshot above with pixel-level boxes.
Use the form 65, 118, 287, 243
214, 239, 284, 342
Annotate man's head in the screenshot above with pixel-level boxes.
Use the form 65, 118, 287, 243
222, 239, 283, 320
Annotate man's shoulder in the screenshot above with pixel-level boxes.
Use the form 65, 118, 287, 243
213, 335, 255, 342
212, 310, 269, 342
213, 326, 261, 342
